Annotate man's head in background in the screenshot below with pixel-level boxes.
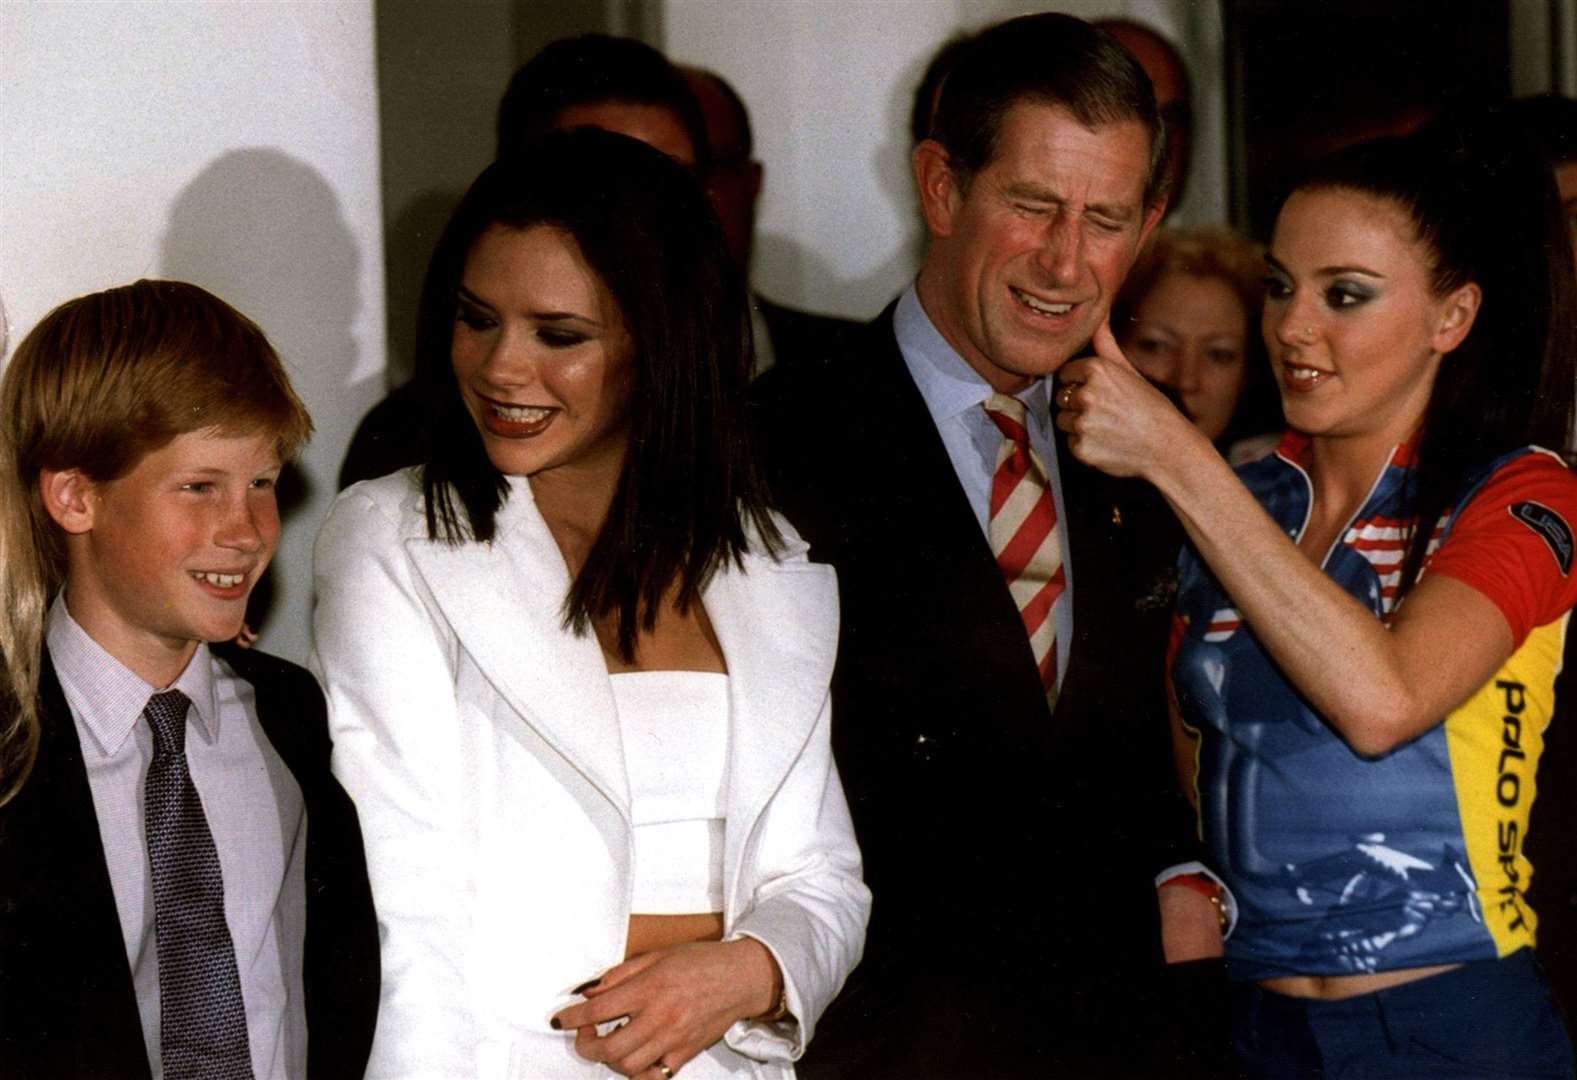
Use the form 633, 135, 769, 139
909, 33, 976, 149
681, 67, 762, 271
496, 34, 707, 168
1509, 94, 1577, 265
1093, 18, 1193, 213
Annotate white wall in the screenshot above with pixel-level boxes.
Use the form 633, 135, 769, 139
663, 0, 1226, 321
0, 0, 387, 665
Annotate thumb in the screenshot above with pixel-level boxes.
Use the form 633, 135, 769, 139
1091, 318, 1135, 372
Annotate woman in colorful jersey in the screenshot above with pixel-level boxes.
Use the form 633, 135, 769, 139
1057, 115, 1577, 1077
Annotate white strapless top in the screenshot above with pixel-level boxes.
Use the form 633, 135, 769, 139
610, 670, 730, 913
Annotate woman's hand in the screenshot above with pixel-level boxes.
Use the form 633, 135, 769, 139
1055, 319, 1206, 481
551, 937, 781, 1078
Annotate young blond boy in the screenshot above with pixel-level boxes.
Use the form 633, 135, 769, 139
0, 281, 378, 1079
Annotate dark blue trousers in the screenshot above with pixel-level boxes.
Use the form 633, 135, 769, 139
1230, 949, 1575, 1079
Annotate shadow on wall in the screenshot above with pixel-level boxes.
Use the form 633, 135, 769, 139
755, 43, 932, 323
753, 234, 877, 322
865, 44, 934, 305
159, 147, 361, 636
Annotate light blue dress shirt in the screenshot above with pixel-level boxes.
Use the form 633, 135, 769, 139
892, 283, 1074, 691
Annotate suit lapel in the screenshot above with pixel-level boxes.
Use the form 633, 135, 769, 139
1049, 418, 1178, 727
706, 542, 838, 869
861, 319, 1054, 709
405, 480, 630, 813
1054, 423, 1107, 692
840, 317, 1155, 746
213, 644, 381, 1079
218, 643, 312, 782
0, 655, 151, 1076
866, 320, 993, 566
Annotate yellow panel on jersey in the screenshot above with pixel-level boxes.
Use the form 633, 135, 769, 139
1444, 612, 1569, 956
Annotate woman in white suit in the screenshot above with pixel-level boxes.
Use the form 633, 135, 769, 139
313, 129, 868, 1080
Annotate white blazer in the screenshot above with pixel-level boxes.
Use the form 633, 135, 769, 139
312, 471, 868, 1080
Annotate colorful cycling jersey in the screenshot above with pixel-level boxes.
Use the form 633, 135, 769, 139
1172, 432, 1577, 981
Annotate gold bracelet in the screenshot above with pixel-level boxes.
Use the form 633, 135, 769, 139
759, 988, 791, 1023
1207, 889, 1227, 934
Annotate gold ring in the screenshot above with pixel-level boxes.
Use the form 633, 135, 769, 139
1058, 386, 1073, 407
657, 1065, 674, 1079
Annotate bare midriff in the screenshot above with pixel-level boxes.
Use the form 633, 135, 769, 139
1260, 962, 1462, 1001
625, 913, 725, 960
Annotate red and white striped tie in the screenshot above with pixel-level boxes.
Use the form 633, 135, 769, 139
984, 393, 1065, 704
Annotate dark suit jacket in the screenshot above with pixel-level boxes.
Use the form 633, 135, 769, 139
338, 379, 426, 491
0, 645, 380, 1080
756, 295, 861, 374
752, 307, 1209, 1078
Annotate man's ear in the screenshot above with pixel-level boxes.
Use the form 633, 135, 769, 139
39, 468, 98, 535
914, 138, 963, 238
1137, 197, 1167, 251
1433, 281, 1482, 356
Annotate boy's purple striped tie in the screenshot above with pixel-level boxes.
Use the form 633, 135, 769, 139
143, 689, 254, 1080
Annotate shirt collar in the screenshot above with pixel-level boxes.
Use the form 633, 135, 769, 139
1274, 428, 1419, 470
46, 594, 221, 756
748, 292, 777, 379
894, 282, 1053, 431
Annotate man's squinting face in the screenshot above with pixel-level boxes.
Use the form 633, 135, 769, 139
921, 103, 1162, 392
64, 429, 282, 680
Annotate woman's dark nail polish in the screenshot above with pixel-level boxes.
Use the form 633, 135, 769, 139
572, 978, 601, 994
549, 1017, 562, 1030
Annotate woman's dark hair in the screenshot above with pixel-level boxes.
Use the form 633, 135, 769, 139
1287, 111, 1577, 603
416, 127, 780, 659
1507, 93, 1577, 168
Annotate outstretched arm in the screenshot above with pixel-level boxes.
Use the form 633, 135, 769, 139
1056, 322, 1518, 756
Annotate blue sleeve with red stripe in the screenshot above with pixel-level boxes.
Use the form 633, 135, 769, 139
1425, 450, 1577, 645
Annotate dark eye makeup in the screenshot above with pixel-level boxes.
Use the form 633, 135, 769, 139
1324, 280, 1376, 309
537, 327, 587, 348
455, 296, 496, 331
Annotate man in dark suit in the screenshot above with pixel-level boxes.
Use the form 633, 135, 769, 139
753, 14, 1224, 1078
0, 643, 381, 1079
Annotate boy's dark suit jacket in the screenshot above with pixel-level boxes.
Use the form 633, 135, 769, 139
752, 308, 1217, 1078
0, 644, 380, 1079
